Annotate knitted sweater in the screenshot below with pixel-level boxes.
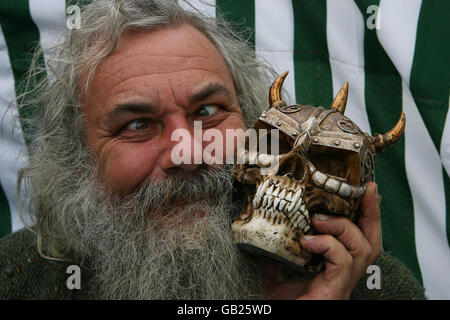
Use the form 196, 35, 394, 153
0, 228, 426, 300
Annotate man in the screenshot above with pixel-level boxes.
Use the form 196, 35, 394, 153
0, 0, 424, 299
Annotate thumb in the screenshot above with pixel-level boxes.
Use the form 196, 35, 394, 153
358, 182, 382, 261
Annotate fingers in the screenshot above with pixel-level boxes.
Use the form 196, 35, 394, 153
299, 234, 353, 298
309, 214, 372, 277
301, 183, 382, 286
358, 182, 382, 261
294, 183, 382, 299
301, 234, 352, 272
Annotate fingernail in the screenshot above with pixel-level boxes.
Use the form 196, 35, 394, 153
302, 235, 315, 241
315, 213, 329, 221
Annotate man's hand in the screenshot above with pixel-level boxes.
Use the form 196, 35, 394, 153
261, 182, 382, 300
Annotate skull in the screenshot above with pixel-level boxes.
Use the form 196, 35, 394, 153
232, 71, 405, 273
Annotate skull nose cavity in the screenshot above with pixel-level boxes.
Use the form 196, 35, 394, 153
277, 154, 305, 180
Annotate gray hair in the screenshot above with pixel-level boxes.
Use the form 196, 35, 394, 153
18, 0, 275, 259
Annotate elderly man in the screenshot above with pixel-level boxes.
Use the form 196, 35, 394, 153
0, 0, 424, 300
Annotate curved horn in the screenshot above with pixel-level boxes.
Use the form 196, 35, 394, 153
269, 71, 289, 108
371, 112, 406, 153
330, 81, 349, 113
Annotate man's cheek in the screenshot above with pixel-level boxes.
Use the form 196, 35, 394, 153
100, 144, 160, 195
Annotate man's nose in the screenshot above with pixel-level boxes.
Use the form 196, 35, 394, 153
158, 116, 204, 176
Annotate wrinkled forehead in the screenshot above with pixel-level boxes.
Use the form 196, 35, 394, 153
77, 26, 241, 126
100, 25, 228, 77
80, 24, 234, 103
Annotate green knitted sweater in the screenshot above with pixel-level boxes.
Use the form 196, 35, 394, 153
0, 228, 426, 299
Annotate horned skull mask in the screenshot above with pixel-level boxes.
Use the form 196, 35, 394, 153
232, 71, 405, 273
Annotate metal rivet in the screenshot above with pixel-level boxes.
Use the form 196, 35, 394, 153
276, 121, 282, 126
261, 112, 266, 118
292, 132, 297, 137
354, 142, 361, 148
313, 137, 319, 143
334, 140, 340, 146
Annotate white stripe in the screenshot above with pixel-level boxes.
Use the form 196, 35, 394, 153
29, 0, 66, 66
326, 0, 371, 134
403, 81, 450, 299
377, 0, 421, 87
441, 93, 450, 176
379, 0, 450, 299
0, 25, 31, 232
178, 0, 216, 18
254, 0, 296, 105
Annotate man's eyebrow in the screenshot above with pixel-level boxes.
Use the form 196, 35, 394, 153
189, 83, 233, 104
107, 103, 158, 123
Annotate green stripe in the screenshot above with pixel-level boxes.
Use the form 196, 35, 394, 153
409, 0, 450, 247
410, 0, 450, 151
0, 1, 44, 236
292, 0, 332, 107
0, 1, 45, 145
355, 0, 423, 283
216, 0, 255, 49
0, 185, 11, 238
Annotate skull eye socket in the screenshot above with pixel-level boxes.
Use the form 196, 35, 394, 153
246, 128, 292, 155
310, 154, 348, 179
277, 153, 305, 180
308, 146, 360, 185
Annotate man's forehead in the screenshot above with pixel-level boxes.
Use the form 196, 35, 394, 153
95, 54, 220, 82
103, 24, 226, 69
82, 23, 238, 121
89, 24, 233, 97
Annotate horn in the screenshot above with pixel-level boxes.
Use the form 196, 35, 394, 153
269, 71, 289, 108
371, 112, 406, 153
330, 81, 349, 113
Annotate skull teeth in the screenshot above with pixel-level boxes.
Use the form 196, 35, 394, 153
279, 199, 287, 211
262, 195, 268, 208
267, 196, 274, 209
279, 188, 286, 199
272, 186, 281, 197
252, 196, 261, 208
255, 179, 270, 199
309, 166, 366, 199
273, 197, 280, 211
253, 178, 310, 233
287, 188, 303, 212
285, 191, 293, 202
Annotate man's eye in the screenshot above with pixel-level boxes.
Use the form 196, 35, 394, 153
194, 104, 220, 117
125, 119, 150, 131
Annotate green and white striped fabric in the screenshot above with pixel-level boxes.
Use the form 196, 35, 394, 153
0, 0, 448, 299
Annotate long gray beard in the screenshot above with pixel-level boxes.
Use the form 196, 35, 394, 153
70, 165, 262, 299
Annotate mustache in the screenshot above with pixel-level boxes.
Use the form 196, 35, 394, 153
127, 165, 235, 211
